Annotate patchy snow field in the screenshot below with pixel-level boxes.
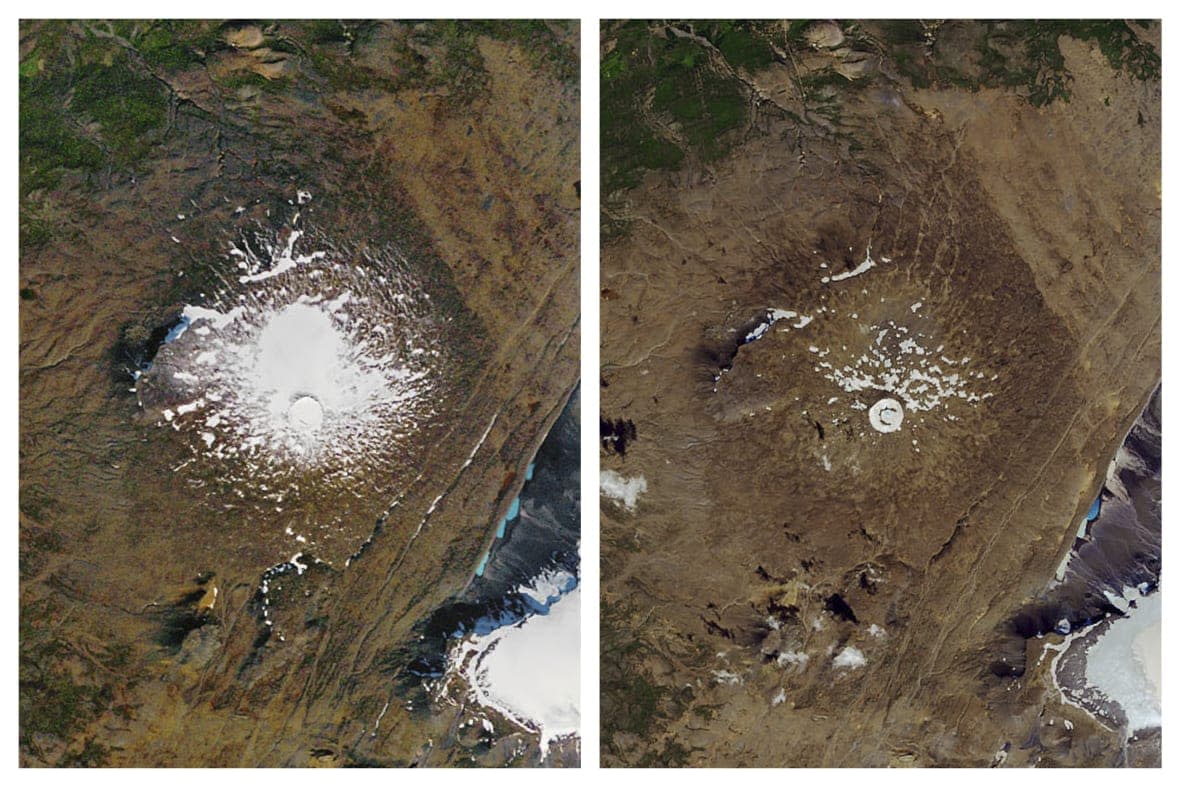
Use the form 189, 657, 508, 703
715, 242, 998, 455
833, 646, 866, 670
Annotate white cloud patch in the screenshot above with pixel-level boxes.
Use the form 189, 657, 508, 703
600, 470, 647, 511
833, 646, 866, 670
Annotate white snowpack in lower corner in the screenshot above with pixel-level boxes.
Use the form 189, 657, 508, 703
458, 586, 581, 757
1084, 591, 1161, 733
518, 567, 578, 608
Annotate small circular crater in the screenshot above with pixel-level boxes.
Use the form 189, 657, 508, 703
289, 395, 324, 433
869, 397, 904, 433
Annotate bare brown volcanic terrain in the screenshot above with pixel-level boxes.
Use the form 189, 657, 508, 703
20, 20, 578, 766
600, 20, 1159, 767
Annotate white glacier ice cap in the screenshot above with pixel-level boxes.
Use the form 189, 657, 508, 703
138, 203, 458, 562
1084, 590, 1161, 734
252, 301, 382, 448
148, 227, 436, 477
869, 397, 904, 433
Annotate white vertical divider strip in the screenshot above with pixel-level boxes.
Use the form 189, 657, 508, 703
579, 14, 602, 770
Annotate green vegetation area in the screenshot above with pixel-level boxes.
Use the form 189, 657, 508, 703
19, 600, 133, 766
18, 21, 195, 252
133, 20, 224, 72
601, 19, 1159, 203
602, 21, 779, 196
19, 20, 578, 257
18, 21, 209, 196
601, 599, 703, 766
19, 20, 577, 216
599, 19, 884, 205
884, 20, 1160, 106
298, 20, 576, 105
601, 603, 666, 756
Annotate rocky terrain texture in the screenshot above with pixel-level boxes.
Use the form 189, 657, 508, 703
20, 20, 578, 767
600, 20, 1159, 767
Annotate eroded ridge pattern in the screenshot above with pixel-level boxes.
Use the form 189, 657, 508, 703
721, 243, 998, 449
136, 192, 453, 562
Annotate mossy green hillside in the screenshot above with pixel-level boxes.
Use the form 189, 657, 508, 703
603, 21, 772, 195
20, 21, 171, 197
881, 20, 1160, 106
